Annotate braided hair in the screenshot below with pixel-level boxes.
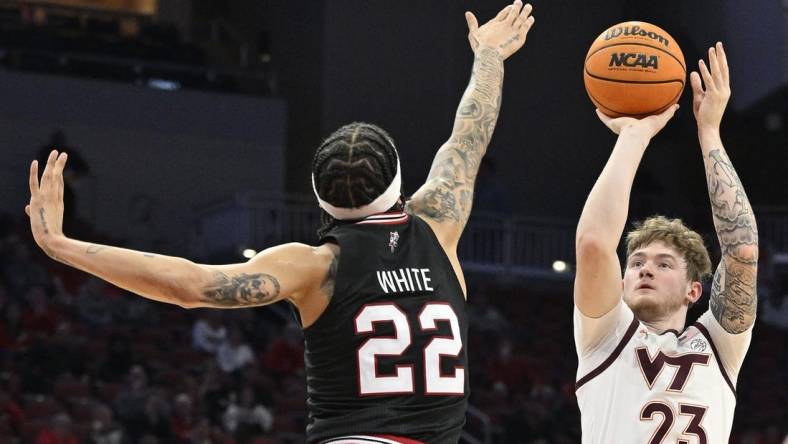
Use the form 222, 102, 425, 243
312, 122, 403, 237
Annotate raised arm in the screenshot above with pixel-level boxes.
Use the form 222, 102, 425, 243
574, 106, 678, 317
406, 0, 535, 245
691, 42, 758, 333
27, 151, 333, 310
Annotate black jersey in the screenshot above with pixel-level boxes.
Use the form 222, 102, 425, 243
300, 211, 469, 444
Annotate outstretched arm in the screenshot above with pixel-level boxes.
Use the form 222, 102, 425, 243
407, 0, 535, 245
27, 151, 333, 309
691, 42, 758, 333
574, 106, 678, 317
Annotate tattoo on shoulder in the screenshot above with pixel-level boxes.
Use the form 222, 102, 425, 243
709, 261, 757, 334
320, 253, 339, 301
201, 271, 281, 307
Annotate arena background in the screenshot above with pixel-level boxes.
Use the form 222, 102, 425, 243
0, 0, 785, 442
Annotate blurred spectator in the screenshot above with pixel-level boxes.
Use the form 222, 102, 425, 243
113, 366, 151, 431
87, 403, 127, 444
2, 241, 50, 295
76, 278, 116, 328
169, 393, 195, 443
21, 286, 60, 337
222, 385, 273, 439
469, 288, 509, 335
136, 393, 171, 442
35, 413, 78, 444
216, 328, 254, 373
95, 334, 134, 383
261, 323, 302, 375
192, 312, 227, 354
0, 390, 25, 435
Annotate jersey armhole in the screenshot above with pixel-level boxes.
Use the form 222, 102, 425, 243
412, 215, 467, 303
300, 237, 343, 333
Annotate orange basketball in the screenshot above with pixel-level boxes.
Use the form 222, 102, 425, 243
584, 21, 686, 117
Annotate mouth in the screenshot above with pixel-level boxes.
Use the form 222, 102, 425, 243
636, 283, 655, 291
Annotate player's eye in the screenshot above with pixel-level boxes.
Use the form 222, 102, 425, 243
630, 260, 642, 268
659, 262, 672, 269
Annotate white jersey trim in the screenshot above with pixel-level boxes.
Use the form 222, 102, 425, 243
322, 436, 407, 444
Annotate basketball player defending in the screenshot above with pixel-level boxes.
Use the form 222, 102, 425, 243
26, 2, 535, 443
573, 42, 758, 442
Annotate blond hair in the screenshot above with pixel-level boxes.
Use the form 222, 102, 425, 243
626, 216, 712, 283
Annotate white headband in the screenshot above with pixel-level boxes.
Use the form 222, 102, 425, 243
312, 155, 402, 220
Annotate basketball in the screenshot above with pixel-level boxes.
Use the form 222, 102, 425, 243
584, 21, 686, 117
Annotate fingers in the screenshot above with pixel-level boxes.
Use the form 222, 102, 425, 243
521, 15, 535, 33
517, 3, 532, 27
595, 109, 616, 130
689, 71, 704, 96
698, 58, 714, 93
661, 103, 680, 120
465, 11, 479, 34
495, 4, 512, 21
40, 149, 58, 190
29, 160, 39, 194
54, 153, 67, 202
716, 41, 729, 85
707, 46, 723, 89
506, 0, 523, 24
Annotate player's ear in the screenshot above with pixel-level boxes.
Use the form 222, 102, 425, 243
686, 281, 702, 304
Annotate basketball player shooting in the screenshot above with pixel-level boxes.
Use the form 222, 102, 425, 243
25, 2, 535, 443
573, 42, 758, 442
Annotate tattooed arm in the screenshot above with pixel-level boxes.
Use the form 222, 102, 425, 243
406, 1, 535, 244
691, 43, 758, 333
27, 151, 334, 310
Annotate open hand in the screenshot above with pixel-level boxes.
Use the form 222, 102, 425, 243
26, 150, 68, 257
690, 42, 730, 131
596, 104, 679, 139
465, 0, 535, 60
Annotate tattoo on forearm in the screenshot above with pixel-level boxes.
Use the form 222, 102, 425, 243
38, 208, 49, 234
86, 245, 108, 254
143, 253, 156, 258
201, 271, 281, 307
709, 261, 757, 334
705, 148, 758, 333
409, 47, 503, 223
320, 253, 339, 301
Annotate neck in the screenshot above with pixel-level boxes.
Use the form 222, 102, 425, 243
639, 309, 687, 334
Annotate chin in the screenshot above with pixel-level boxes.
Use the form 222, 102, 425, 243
624, 292, 684, 322
624, 293, 668, 321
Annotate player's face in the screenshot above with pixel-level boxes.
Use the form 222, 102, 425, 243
622, 241, 693, 321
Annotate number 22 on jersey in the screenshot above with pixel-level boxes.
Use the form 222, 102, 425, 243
354, 302, 464, 396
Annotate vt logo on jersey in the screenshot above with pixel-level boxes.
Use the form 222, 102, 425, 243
635, 348, 710, 391
389, 231, 399, 253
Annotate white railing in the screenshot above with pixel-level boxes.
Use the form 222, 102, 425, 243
193, 194, 576, 277
193, 196, 788, 273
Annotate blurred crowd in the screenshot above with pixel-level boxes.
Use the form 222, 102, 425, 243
0, 211, 785, 443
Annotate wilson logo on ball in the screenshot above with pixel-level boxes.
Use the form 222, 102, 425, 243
604, 25, 670, 48
609, 53, 659, 69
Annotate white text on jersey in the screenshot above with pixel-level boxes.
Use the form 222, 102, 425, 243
376, 268, 433, 293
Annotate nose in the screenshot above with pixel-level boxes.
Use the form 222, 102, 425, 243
639, 264, 654, 279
